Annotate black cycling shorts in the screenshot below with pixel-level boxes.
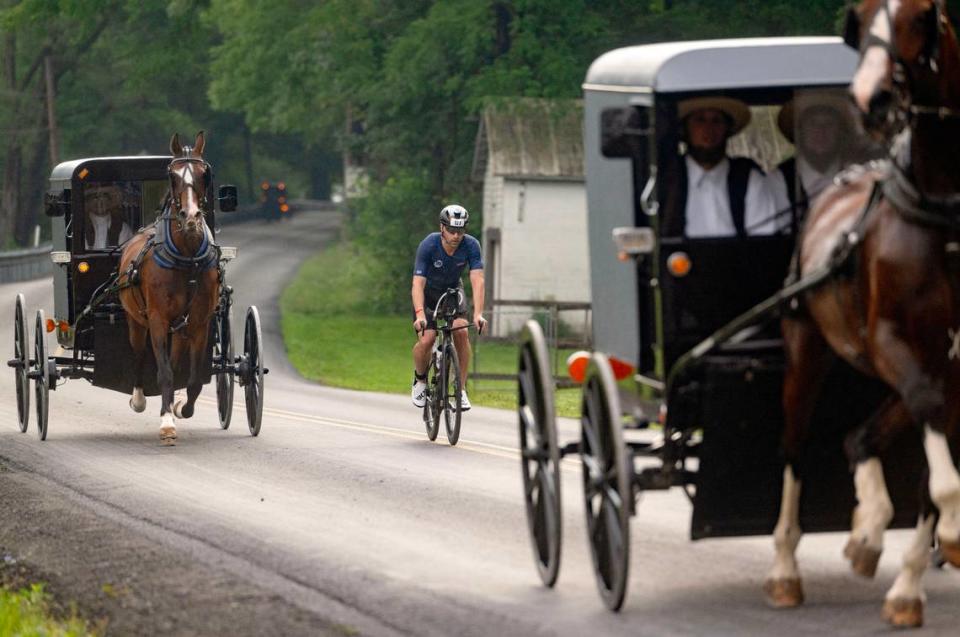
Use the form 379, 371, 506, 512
416, 286, 467, 331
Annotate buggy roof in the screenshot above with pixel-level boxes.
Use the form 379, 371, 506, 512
48, 156, 173, 184
583, 37, 857, 95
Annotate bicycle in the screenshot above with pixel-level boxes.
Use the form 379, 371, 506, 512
419, 288, 478, 446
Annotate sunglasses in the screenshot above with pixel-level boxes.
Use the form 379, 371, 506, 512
442, 224, 465, 235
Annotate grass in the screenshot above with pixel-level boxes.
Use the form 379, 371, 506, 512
0, 583, 96, 636
281, 242, 584, 417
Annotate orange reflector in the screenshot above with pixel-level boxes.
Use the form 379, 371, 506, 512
78, 168, 89, 180
77, 261, 90, 273
617, 251, 630, 262
608, 356, 635, 381
45, 318, 56, 333
278, 182, 286, 191
261, 181, 269, 190
280, 204, 289, 213
667, 252, 692, 277
566, 351, 590, 383
58, 321, 69, 332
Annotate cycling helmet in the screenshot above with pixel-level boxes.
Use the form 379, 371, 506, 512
439, 204, 469, 229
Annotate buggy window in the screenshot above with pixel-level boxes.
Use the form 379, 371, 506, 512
81, 180, 166, 251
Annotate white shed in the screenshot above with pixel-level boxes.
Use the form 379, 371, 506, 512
472, 98, 591, 336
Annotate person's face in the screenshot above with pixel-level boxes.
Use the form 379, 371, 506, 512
440, 223, 465, 247
86, 186, 121, 217
797, 109, 841, 157
685, 108, 731, 152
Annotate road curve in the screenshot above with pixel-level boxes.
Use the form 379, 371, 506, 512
1, 208, 957, 636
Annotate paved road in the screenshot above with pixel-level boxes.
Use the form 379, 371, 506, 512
0, 208, 957, 635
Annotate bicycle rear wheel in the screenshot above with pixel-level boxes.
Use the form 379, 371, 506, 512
423, 360, 440, 441
443, 342, 462, 446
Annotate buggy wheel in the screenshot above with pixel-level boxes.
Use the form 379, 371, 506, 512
12, 294, 29, 433
242, 306, 264, 436
34, 310, 49, 441
581, 353, 630, 611
443, 342, 462, 446
215, 309, 234, 430
424, 359, 440, 441
518, 320, 562, 587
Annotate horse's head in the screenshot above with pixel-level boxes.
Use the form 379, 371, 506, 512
845, 0, 956, 138
168, 131, 211, 238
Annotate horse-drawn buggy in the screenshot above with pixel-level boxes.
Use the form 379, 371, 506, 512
518, 5, 960, 626
8, 132, 266, 444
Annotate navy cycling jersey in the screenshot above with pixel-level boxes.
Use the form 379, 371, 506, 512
413, 232, 483, 290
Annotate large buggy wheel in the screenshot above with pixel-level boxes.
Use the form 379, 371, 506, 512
11, 294, 29, 433
423, 355, 441, 441
214, 308, 234, 430
518, 320, 562, 587
241, 306, 264, 436
33, 310, 49, 441
443, 342, 462, 446
581, 353, 631, 611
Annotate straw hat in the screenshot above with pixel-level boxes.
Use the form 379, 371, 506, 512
777, 93, 855, 143
678, 96, 751, 135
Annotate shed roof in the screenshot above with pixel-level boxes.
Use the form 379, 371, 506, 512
472, 98, 584, 182
584, 37, 857, 94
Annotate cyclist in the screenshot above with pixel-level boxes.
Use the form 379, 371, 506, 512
411, 204, 486, 410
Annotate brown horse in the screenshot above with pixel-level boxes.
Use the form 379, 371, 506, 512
118, 131, 220, 445
764, 0, 960, 627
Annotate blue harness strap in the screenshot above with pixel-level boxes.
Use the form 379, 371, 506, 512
151, 215, 218, 271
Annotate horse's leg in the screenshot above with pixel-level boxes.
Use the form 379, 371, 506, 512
923, 422, 960, 564
149, 316, 177, 445
174, 326, 209, 420
765, 316, 833, 608
882, 479, 936, 628
841, 397, 907, 577
128, 319, 148, 413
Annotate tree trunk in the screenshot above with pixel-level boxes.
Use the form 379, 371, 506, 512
1, 31, 18, 245
242, 124, 255, 201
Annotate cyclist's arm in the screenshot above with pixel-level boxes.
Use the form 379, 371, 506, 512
412, 275, 427, 327
469, 268, 485, 318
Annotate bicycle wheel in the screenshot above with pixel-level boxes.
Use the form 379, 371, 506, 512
423, 359, 440, 441
443, 341, 462, 445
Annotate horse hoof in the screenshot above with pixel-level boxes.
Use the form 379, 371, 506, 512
129, 397, 146, 413
763, 578, 804, 608
843, 538, 881, 578
159, 426, 177, 446
937, 540, 960, 568
173, 400, 194, 419
882, 597, 923, 628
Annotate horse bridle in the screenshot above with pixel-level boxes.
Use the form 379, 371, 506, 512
166, 153, 212, 229
843, 0, 960, 125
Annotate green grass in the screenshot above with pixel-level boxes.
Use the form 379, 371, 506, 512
281, 242, 584, 417
0, 584, 96, 636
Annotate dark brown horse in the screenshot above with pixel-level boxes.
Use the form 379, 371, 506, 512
118, 131, 219, 445
765, 0, 960, 627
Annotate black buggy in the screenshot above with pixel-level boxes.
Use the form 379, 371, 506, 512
7, 156, 266, 440
516, 37, 927, 610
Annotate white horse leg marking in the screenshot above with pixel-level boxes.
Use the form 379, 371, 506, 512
770, 466, 803, 580
846, 458, 893, 576
129, 386, 146, 413
159, 412, 177, 445
924, 426, 960, 543
882, 514, 934, 627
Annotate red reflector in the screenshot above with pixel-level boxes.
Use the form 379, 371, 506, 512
566, 351, 590, 383
45, 318, 56, 333
608, 356, 635, 381
58, 321, 69, 332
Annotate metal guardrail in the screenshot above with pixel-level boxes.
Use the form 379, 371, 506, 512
0, 243, 52, 284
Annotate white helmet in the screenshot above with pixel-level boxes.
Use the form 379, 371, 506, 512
439, 204, 469, 229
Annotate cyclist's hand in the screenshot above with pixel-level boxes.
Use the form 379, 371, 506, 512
413, 317, 427, 334
475, 314, 487, 335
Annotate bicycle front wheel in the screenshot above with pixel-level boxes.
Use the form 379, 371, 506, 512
443, 342, 462, 445
424, 360, 440, 441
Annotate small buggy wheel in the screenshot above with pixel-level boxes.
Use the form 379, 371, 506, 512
34, 310, 49, 441
242, 306, 264, 436
518, 320, 562, 587
581, 353, 630, 611
424, 358, 440, 441
12, 294, 29, 433
215, 308, 234, 430
443, 342, 462, 446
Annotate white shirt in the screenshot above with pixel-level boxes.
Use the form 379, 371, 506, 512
684, 155, 780, 238
769, 156, 841, 219
86, 213, 133, 249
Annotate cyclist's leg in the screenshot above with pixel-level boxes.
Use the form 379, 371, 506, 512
452, 317, 470, 385
413, 328, 437, 376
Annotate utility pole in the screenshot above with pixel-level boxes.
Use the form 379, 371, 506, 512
44, 53, 59, 165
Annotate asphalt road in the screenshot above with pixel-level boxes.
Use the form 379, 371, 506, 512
1, 208, 957, 636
